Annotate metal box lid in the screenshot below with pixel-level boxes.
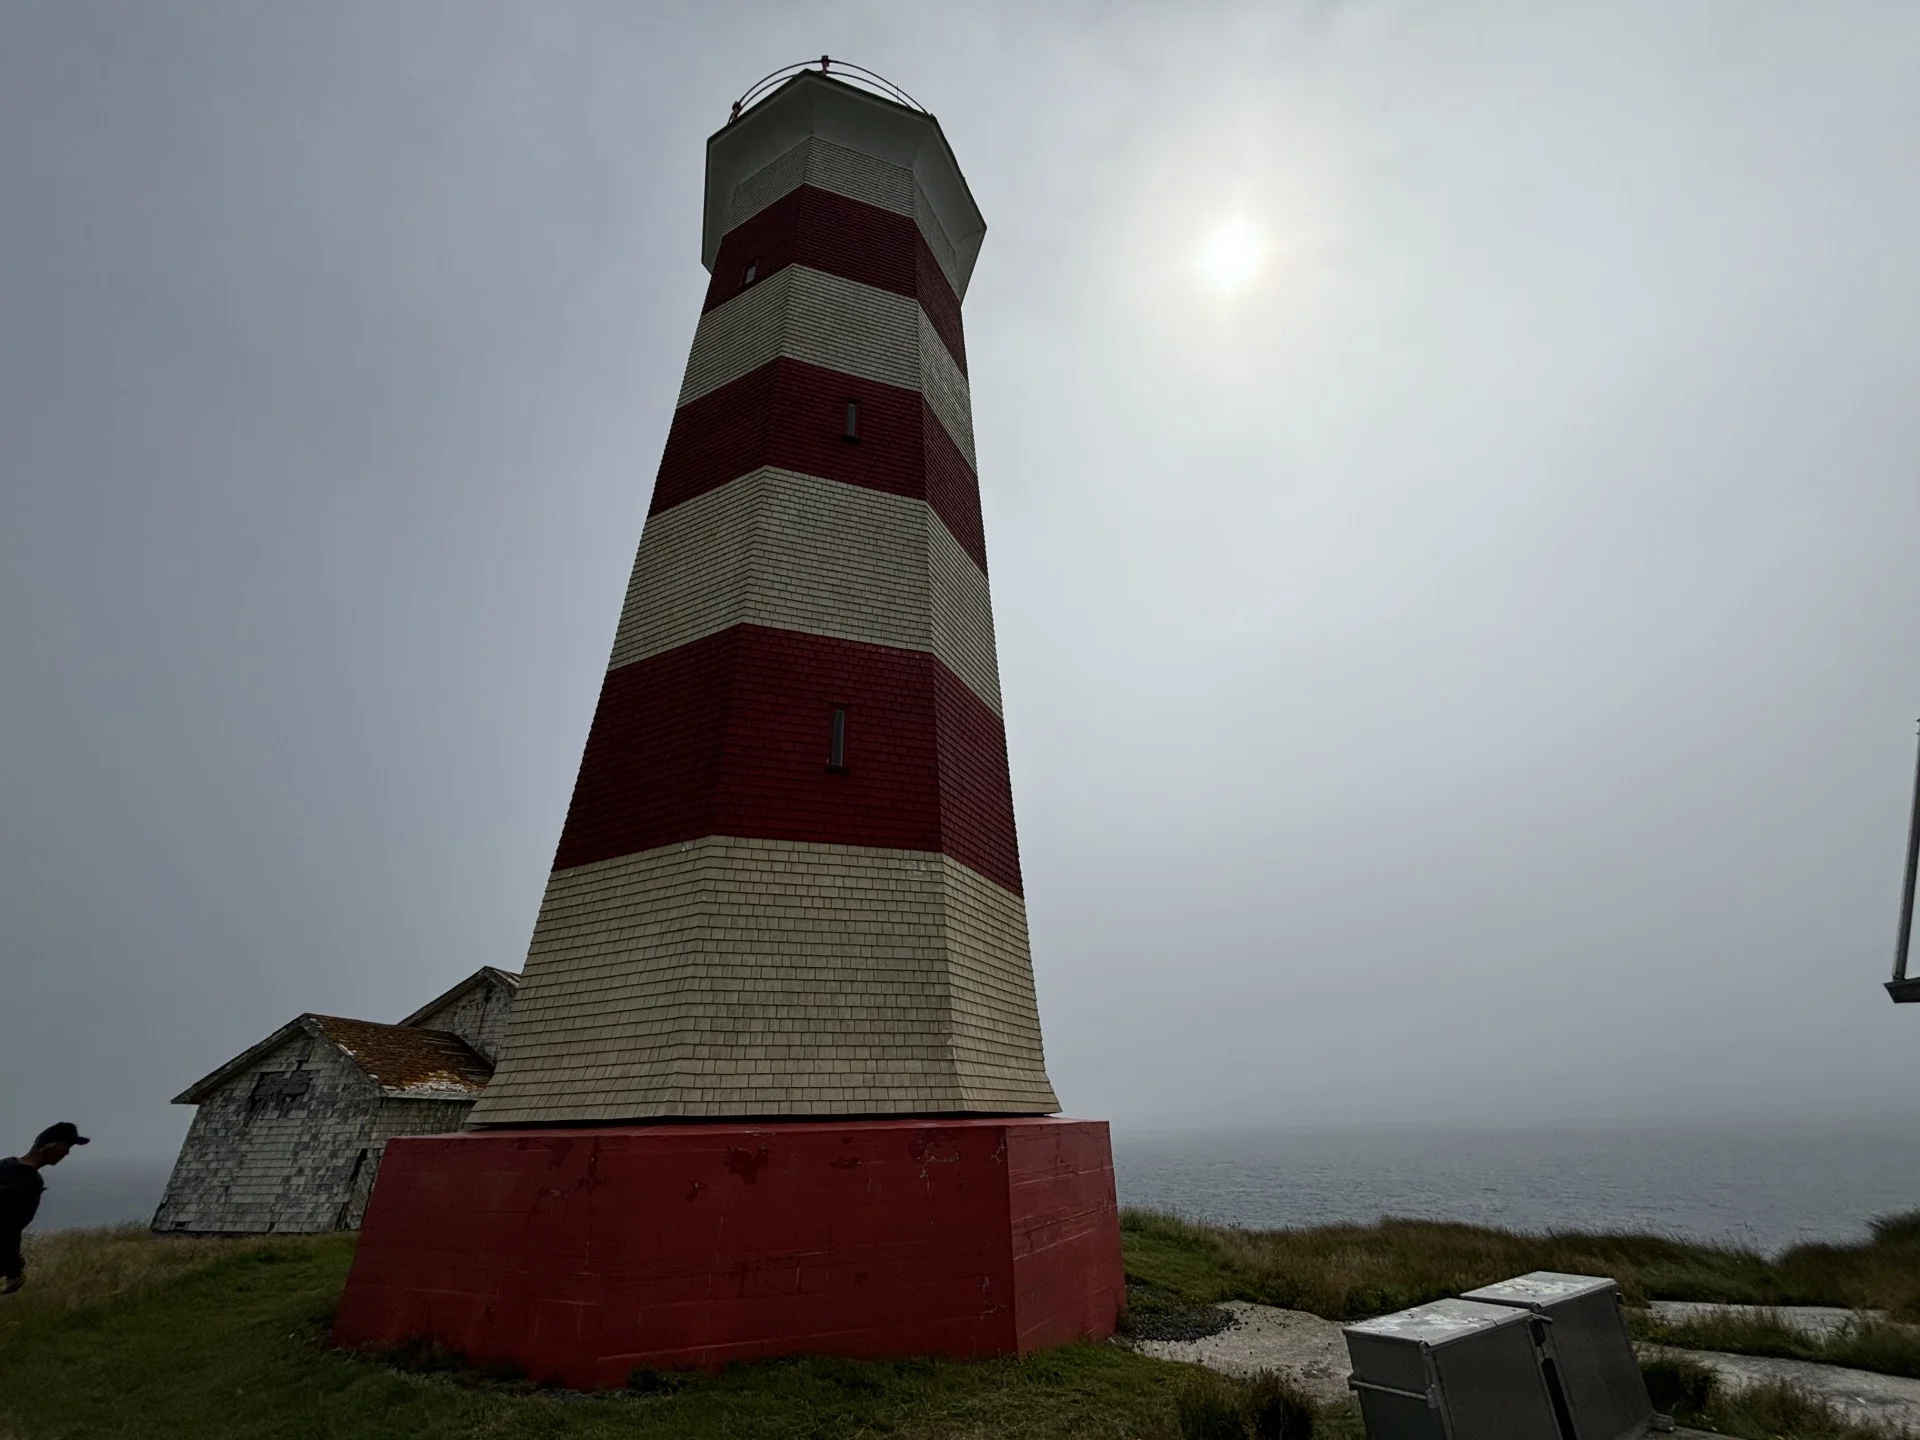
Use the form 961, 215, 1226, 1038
1461, 1272, 1618, 1307
1344, 1297, 1537, 1348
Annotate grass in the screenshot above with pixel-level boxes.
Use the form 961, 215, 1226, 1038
1642, 1353, 1913, 1440
1170, 1370, 1317, 1440
1773, 1213, 1920, 1319
0, 1224, 290, 1335
0, 1226, 1319, 1440
1631, 1306, 1920, 1382
1121, 1207, 1920, 1321
11, 1213, 1920, 1438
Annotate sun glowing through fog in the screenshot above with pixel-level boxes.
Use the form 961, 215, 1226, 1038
1197, 216, 1265, 293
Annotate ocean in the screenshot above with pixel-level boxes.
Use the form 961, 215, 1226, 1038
31, 1160, 177, 1233
1113, 1117, 1920, 1255
32, 1118, 1920, 1257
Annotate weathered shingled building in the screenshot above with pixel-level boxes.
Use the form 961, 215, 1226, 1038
150, 967, 518, 1235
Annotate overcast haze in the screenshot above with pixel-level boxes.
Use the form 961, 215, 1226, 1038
4, 2, 1919, 1163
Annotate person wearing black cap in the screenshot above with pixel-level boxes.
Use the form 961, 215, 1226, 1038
1, 1123, 89, 1294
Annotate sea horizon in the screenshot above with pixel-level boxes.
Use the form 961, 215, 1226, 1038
31, 1114, 1916, 1258
1112, 1113, 1920, 1256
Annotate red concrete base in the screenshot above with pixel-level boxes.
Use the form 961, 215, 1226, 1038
330, 1116, 1123, 1388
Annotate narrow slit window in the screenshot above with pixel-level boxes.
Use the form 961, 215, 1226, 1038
828, 707, 848, 771
843, 399, 859, 441
742, 259, 758, 287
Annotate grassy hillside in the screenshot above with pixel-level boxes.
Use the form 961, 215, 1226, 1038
0, 1227, 1199, 1440
8, 1213, 1920, 1440
1120, 1208, 1920, 1320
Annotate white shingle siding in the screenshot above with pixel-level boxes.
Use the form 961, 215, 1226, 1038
915, 307, 974, 468
467, 837, 1058, 1125
797, 138, 916, 219
607, 468, 1003, 714
675, 265, 975, 470
677, 267, 922, 406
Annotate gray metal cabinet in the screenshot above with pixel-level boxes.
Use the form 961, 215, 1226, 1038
1461, 1273, 1656, 1440
1344, 1298, 1570, 1440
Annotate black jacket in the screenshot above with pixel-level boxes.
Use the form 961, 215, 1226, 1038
0, 1158, 45, 1236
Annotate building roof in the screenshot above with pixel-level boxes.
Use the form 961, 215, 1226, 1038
308, 1016, 494, 1099
396, 965, 521, 1029
173, 1015, 493, 1105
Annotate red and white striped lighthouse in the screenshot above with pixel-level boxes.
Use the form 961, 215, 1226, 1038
334, 67, 1122, 1383
469, 66, 1057, 1119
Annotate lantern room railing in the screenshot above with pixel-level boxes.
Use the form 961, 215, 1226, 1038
728, 57, 928, 125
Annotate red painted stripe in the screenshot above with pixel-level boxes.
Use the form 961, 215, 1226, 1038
553, 625, 1022, 894
923, 403, 987, 571
914, 232, 966, 375
933, 661, 1021, 897
649, 357, 988, 573
705, 185, 966, 374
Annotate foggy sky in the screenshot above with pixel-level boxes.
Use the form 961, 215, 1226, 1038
5, 1, 1919, 1162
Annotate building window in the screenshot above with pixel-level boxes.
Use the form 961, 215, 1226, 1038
743, 259, 759, 287
247, 1069, 311, 1119
843, 400, 859, 442
828, 707, 849, 771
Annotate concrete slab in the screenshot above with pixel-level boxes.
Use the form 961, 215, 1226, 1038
334, 1119, 1124, 1386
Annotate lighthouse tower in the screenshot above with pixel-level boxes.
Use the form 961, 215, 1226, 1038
332, 68, 1121, 1384
467, 67, 1056, 1122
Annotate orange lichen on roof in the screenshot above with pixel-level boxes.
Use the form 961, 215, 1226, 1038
309, 1016, 494, 1098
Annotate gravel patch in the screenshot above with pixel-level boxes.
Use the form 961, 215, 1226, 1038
1120, 1280, 1239, 1342
1130, 1302, 1354, 1407
1124, 1305, 1238, 1343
